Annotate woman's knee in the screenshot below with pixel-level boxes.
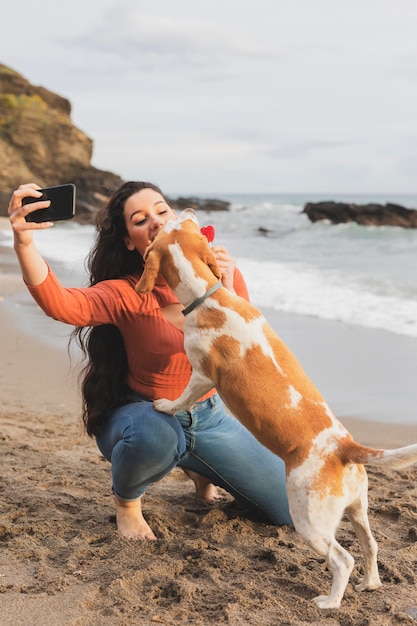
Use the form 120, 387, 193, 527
97, 402, 186, 463
126, 412, 186, 464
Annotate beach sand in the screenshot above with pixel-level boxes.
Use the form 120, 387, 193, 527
1, 224, 417, 625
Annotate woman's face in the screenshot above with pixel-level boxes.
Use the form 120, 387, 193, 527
123, 188, 177, 256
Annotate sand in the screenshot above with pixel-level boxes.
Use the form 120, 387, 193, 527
1, 222, 417, 625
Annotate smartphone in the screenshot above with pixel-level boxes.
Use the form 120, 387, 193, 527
23, 184, 76, 223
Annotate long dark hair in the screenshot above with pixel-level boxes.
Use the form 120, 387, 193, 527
72, 181, 165, 436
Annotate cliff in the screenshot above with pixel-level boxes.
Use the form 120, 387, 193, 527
0, 64, 231, 223
0, 64, 124, 222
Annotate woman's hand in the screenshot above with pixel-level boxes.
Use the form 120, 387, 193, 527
8, 183, 53, 247
7, 184, 51, 286
211, 245, 236, 292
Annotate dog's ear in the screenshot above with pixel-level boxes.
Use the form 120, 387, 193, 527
135, 248, 160, 293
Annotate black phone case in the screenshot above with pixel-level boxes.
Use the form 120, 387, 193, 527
24, 184, 76, 223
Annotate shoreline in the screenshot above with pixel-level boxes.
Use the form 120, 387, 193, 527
1, 286, 416, 447
263, 307, 417, 427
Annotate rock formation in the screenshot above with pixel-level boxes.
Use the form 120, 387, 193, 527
303, 201, 417, 228
0, 64, 124, 223
169, 196, 230, 212
0, 64, 230, 223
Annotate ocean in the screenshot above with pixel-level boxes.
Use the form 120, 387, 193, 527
1, 192, 416, 339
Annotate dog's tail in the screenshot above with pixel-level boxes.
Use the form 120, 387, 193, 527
342, 441, 417, 470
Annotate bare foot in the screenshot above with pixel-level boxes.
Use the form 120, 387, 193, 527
182, 469, 225, 503
113, 496, 157, 541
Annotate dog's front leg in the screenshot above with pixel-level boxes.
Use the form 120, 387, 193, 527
154, 371, 214, 415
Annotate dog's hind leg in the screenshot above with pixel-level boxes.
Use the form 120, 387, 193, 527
305, 531, 355, 609
345, 488, 381, 592
289, 491, 354, 608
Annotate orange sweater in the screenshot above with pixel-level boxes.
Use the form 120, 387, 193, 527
27, 266, 249, 401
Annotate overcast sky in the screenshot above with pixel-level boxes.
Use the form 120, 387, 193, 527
2, 0, 417, 194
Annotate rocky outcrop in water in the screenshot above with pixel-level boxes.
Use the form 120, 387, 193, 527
303, 201, 417, 228
169, 197, 230, 212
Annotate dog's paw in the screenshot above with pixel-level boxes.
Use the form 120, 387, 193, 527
312, 594, 342, 609
354, 577, 382, 592
153, 398, 177, 415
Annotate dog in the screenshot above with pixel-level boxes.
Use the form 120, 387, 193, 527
135, 208, 417, 609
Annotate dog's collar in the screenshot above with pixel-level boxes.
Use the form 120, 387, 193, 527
182, 281, 222, 316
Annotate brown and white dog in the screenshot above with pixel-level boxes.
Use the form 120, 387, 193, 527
135, 208, 417, 609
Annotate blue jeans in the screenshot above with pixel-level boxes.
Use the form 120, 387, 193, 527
96, 393, 291, 526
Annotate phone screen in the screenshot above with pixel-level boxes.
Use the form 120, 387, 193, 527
23, 184, 76, 223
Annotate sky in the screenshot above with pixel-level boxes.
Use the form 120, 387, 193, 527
2, 0, 417, 195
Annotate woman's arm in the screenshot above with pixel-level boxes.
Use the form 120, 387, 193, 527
8, 184, 54, 286
8, 183, 100, 327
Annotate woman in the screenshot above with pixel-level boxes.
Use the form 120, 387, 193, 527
8, 181, 291, 540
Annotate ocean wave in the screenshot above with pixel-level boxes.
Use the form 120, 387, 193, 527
238, 257, 417, 338
2, 206, 416, 338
